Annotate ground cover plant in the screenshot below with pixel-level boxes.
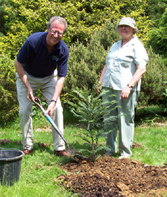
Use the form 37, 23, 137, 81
0, 105, 167, 196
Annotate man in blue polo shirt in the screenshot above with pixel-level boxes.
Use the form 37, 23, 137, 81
15, 16, 70, 156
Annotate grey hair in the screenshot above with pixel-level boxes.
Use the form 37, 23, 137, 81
47, 16, 68, 33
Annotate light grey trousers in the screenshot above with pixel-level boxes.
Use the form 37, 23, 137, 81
102, 88, 139, 156
16, 72, 65, 151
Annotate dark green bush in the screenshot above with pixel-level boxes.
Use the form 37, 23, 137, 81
64, 40, 106, 92
158, 75, 167, 114
138, 46, 167, 106
146, 0, 167, 27
146, 8, 167, 57
0, 54, 18, 124
64, 20, 119, 93
90, 19, 120, 51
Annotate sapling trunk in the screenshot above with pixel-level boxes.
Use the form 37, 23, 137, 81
91, 137, 94, 159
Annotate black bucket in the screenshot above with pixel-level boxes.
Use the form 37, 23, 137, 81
0, 149, 24, 186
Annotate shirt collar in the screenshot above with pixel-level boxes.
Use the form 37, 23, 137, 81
117, 35, 138, 47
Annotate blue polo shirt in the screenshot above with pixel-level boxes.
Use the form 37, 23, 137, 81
17, 32, 69, 78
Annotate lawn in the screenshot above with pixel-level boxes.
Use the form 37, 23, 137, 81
0, 105, 167, 196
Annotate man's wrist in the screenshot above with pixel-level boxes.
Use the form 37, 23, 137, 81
50, 100, 57, 103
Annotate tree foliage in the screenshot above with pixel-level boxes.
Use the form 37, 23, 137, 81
138, 46, 167, 106
0, 54, 18, 124
64, 20, 119, 93
147, 8, 167, 57
0, 0, 56, 58
0, 0, 166, 123
0, 0, 11, 36
0, 0, 150, 58
146, 0, 167, 27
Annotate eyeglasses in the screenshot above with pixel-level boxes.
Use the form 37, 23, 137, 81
51, 30, 64, 37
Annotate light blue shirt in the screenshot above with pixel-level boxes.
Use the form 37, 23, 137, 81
103, 36, 149, 91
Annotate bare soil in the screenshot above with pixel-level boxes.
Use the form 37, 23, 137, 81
58, 155, 167, 197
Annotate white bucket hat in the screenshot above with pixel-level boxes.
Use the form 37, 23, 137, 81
115, 17, 138, 33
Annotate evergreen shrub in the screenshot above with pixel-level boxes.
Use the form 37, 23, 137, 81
64, 20, 119, 93
158, 75, 167, 114
146, 8, 167, 57
0, 54, 18, 124
138, 46, 167, 106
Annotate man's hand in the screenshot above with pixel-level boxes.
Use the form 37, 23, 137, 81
27, 87, 34, 102
45, 102, 56, 117
15, 59, 34, 102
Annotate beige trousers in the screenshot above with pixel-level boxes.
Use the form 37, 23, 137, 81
16, 72, 65, 151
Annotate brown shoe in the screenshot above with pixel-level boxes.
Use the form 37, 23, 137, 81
23, 149, 32, 155
54, 150, 70, 157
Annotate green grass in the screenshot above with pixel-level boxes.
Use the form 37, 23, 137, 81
132, 126, 167, 166
0, 105, 167, 196
0, 128, 75, 196
0, 153, 71, 197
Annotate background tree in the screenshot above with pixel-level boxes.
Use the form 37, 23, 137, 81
0, 0, 11, 36
0, 0, 150, 58
138, 47, 167, 106
64, 20, 119, 93
147, 8, 167, 57
0, 54, 17, 124
146, 0, 167, 27
0, 0, 166, 123
0, 0, 57, 59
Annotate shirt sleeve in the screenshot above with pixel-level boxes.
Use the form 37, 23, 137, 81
134, 41, 149, 67
57, 46, 69, 77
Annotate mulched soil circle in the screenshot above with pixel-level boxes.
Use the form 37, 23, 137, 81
57, 155, 167, 197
